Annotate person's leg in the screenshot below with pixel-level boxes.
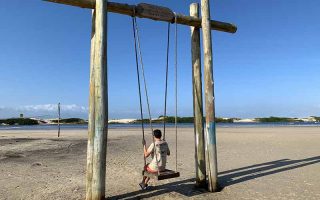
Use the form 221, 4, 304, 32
140, 176, 149, 189
142, 176, 147, 184
144, 177, 150, 185
139, 165, 149, 189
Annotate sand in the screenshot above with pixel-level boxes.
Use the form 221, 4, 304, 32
0, 127, 320, 200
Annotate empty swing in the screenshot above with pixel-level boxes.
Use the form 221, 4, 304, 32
132, 15, 180, 181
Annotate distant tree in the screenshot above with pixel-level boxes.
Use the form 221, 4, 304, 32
0, 118, 38, 125
51, 118, 86, 124
255, 116, 298, 123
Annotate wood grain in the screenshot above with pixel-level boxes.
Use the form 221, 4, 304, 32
190, 3, 207, 189
201, 0, 218, 192
86, 0, 108, 199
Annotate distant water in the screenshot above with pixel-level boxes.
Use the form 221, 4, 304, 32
0, 122, 319, 131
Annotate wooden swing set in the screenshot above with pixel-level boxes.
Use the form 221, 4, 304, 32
44, 0, 237, 199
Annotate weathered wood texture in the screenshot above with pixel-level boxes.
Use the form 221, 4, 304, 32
86, 0, 108, 199
58, 103, 61, 137
190, 3, 206, 189
142, 170, 180, 181
86, 9, 96, 200
44, 0, 237, 33
201, 0, 218, 192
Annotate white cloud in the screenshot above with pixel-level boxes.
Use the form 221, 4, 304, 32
22, 104, 58, 111
61, 104, 88, 112
20, 104, 88, 112
0, 104, 88, 119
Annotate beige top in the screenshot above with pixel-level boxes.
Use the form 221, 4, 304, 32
147, 140, 170, 171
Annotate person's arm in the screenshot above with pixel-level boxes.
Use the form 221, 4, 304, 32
142, 139, 153, 158
167, 144, 170, 156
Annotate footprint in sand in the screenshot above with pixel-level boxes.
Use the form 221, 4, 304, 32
31, 162, 43, 167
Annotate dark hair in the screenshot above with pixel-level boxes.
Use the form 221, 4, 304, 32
153, 129, 162, 139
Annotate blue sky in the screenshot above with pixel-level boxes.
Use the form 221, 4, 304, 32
0, 0, 320, 119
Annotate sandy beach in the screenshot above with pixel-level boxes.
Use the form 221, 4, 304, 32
0, 126, 319, 200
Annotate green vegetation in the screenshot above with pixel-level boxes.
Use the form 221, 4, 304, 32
3, 116, 317, 126
154, 116, 194, 123
255, 116, 302, 123
133, 117, 192, 124
108, 122, 122, 124
0, 118, 39, 125
216, 118, 234, 123
134, 116, 235, 123
311, 116, 320, 122
51, 118, 87, 124
133, 119, 152, 124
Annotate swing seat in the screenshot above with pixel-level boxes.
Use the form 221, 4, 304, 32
142, 169, 180, 180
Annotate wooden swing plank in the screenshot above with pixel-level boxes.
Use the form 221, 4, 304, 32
44, 0, 237, 33
142, 169, 180, 181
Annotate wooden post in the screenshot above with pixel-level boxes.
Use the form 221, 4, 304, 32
58, 102, 61, 137
86, 0, 108, 199
190, 3, 206, 188
201, 0, 218, 192
86, 9, 96, 200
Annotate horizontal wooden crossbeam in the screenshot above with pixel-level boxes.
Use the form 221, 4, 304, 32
44, 0, 237, 33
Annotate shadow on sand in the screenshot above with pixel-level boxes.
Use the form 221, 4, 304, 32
219, 156, 320, 187
107, 156, 320, 199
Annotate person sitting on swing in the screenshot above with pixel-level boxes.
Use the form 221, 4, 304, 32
140, 129, 170, 190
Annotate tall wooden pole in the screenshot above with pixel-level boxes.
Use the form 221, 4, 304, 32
201, 0, 218, 192
190, 3, 206, 188
58, 102, 61, 137
86, 9, 96, 200
86, 0, 108, 199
